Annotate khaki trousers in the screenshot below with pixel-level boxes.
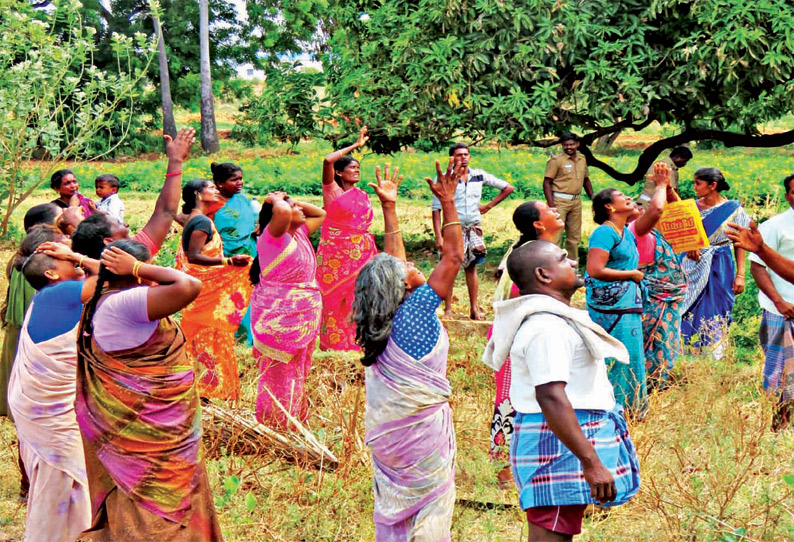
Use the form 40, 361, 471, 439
554, 196, 582, 261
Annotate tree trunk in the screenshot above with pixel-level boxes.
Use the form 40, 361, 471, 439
198, 0, 220, 153
152, 15, 177, 141
595, 128, 622, 153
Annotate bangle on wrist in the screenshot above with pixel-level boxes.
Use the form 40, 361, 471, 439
77, 255, 86, 268
384, 229, 401, 235
442, 221, 461, 230
132, 261, 144, 284
164, 171, 182, 178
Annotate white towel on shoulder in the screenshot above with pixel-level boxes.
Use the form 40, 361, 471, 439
482, 294, 630, 371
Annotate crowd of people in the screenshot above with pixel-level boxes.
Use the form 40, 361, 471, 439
0, 124, 792, 542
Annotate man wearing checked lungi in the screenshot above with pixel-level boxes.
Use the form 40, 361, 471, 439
483, 240, 640, 540
432, 143, 514, 320
725, 176, 794, 431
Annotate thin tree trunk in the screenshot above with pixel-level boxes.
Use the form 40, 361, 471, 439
198, 0, 220, 153
153, 15, 177, 141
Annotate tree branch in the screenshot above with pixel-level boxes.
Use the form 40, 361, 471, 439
578, 128, 794, 185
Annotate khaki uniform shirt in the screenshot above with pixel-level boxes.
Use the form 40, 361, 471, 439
639, 156, 678, 201
544, 153, 588, 195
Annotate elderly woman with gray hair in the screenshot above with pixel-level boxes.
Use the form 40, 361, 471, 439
353, 160, 464, 541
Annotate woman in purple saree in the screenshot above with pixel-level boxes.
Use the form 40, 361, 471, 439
353, 161, 464, 541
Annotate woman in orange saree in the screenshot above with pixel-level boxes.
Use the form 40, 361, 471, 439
176, 180, 252, 400
249, 192, 326, 428
316, 126, 378, 351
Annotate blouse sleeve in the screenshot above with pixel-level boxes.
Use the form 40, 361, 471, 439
588, 225, 618, 252
391, 283, 442, 360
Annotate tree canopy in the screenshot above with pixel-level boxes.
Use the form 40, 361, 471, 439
321, 0, 794, 182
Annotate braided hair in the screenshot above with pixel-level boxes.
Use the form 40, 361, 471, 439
82, 240, 151, 337
511, 201, 542, 248
249, 202, 274, 286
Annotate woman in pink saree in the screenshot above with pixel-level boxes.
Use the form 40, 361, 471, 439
249, 192, 326, 428
316, 126, 378, 351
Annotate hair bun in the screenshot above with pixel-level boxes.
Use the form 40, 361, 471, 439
210, 162, 219, 172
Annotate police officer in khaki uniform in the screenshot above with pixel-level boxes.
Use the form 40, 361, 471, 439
543, 133, 594, 262
636, 147, 693, 208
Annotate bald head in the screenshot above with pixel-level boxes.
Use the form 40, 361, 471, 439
507, 240, 582, 300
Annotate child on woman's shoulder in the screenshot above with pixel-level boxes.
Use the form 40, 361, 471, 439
95, 174, 125, 223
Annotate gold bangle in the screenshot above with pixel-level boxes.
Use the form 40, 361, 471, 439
224, 257, 232, 266
736, 274, 745, 279
132, 261, 143, 284
442, 221, 461, 230
78, 255, 86, 268
384, 229, 401, 235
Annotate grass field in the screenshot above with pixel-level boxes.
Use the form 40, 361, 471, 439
1, 140, 794, 540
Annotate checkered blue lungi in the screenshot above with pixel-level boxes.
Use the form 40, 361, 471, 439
760, 310, 794, 403
510, 405, 640, 510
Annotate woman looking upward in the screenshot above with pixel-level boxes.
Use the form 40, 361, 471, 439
586, 189, 646, 417
316, 126, 378, 351
175, 179, 252, 401
76, 241, 223, 541
354, 160, 464, 541
249, 192, 326, 428
680, 167, 750, 359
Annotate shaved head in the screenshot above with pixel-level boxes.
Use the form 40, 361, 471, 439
507, 240, 582, 300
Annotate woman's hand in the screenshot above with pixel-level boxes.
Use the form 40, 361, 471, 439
230, 254, 252, 267
368, 163, 403, 205
725, 222, 764, 253
164, 127, 197, 163
629, 269, 645, 283
686, 249, 702, 262
101, 247, 139, 276
426, 158, 464, 202
651, 161, 670, 187
733, 275, 745, 295
354, 125, 369, 149
264, 191, 287, 205
36, 241, 76, 262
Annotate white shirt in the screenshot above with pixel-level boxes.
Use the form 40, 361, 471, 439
509, 313, 616, 414
431, 168, 509, 226
749, 207, 794, 315
96, 193, 125, 223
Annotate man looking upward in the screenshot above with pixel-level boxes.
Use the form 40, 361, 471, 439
432, 143, 514, 320
543, 133, 594, 262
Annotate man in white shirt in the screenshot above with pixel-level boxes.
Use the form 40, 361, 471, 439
432, 143, 514, 320
747, 174, 794, 430
483, 241, 640, 541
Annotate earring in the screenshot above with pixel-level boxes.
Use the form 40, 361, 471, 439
51, 273, 60, 280
606, 206, 614, 213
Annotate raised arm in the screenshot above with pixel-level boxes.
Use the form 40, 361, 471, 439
369, 164, 405, 260
100, 246, 202, 320
426, 160, 464, 300
322, 126, 368, 185
536, 382, 616, 503
264, 193, 294, 238
726, 222, 794, 284
295, 200, 326, 235
138, 128, 196, 249
633, 161, 670, 237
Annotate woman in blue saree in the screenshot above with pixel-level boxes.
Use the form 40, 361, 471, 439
681, 167, 749, 359
586, 188, 647, 416
209, 162, 257, 343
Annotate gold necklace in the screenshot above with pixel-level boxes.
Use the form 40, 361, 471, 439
604, 220, 623, 236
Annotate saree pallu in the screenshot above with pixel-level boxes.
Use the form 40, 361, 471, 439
641, 230, 687, 386
176, 222, 252, 400
316, 187, 377, 351
510, 406, 640, 510
251, 228, 322, 428
9, 306, 90, 542
213, 193, 257, 346
586, 225, 646, 416
760, 311, 794, 403
75, 306, 222, 541
681, 200, 750, 356
366, 334, 456, 542
1, 266, 36, 417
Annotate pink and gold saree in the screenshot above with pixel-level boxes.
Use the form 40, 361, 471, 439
316, 183, 377, 351
251, 224, 322, 428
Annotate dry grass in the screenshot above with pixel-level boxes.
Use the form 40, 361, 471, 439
0, 194, 791, 541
